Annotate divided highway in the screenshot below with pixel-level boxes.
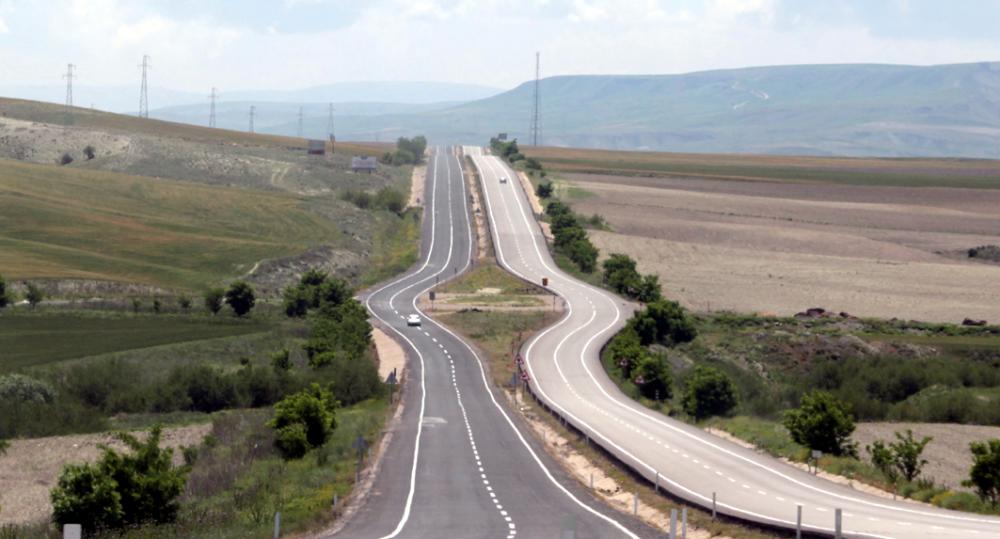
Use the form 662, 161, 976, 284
333, 148, 653, 539
466, 146, 1000, 539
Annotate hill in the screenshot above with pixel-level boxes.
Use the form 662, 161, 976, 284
0, 98, 414, 296
324, 62, 1000, 158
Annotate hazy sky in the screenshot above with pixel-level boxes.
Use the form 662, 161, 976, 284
1, 0, 999, 92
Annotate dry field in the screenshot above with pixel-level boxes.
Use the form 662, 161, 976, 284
853, 423, 1000, 491
567, 173, 1000, 323
0, 424, 210, 525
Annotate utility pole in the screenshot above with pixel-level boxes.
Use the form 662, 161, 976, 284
249, 105, 255, 134
138, 54, 150, 118
208, 87, 217, 128
327, 103, 335, 152
297, 106, 304, 138
531, 51, 541, 147
63, 63, 76, 127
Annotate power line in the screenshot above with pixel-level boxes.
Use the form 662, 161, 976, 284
297, 106, 304, 138
208, 87, 218, 128
531, 51, 541, 147
63, 63, 76, 126
138, 54, 151, 118
249, 105, 255, 134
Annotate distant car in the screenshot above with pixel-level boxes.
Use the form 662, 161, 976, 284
406, 314, 422, 326
499, 176, 508, 184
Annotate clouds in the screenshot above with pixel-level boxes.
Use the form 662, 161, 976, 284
0, 0, 998, 92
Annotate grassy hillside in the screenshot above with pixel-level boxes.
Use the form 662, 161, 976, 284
324, 62, 1000, 158
0, 158, 346, 289
524, 146, 1000, 189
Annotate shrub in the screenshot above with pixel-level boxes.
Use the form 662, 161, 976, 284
783, 391, 857, 457
204, 288, 224, 315
396, 136, 427, 163
0, 274, 9, 308
374, 186, 406, 214
633, 353, 672, 401
318, 352, 383, 405
225, 281, 256, 317
83, 145, 96, 160
682, 365, 738, 420
268, 384, 337, 460
271, 349, 292, 372
152, 297, 162, 314
536, 181, 554, 198
391, 149, 416, 166
891, 429, 933, 482
59, 152, 74, 165
524, 157, 543, 171
26, 283, 43, 308
867, 440, 898, 483
283, 284, 311, 318
50, 426, 187, 529
632, 300, 697, 346
177, 296, 192, 311
964, 439, 1000, 508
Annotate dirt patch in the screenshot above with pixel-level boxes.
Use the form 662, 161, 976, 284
0, 424, 211, 525
373, 325, 405, 380
245, 245, 364, 297
852, 422, 1000, 491
408, 164, 426, 208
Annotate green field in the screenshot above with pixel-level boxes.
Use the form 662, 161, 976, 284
0, 311, 269, 371
0, 158, 347, 290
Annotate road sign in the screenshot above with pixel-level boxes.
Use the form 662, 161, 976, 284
429, 291, 436, 301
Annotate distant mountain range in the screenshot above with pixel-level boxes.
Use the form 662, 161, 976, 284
5, 64, 1000, 157
317, 62, 1000, 158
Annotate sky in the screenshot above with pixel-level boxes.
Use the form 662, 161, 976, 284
1, 0, 999, 93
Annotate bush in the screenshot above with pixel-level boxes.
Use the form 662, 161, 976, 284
633, 353, 672, 401
59, 152, 74, 165
396, 136, 427, 163
374, 186, 406, 214
26, 283, 43, 308
524, 157, 543, 171
315, 352, 383, 405
177, 296, 192, 311
682, 365, 738, 420
225, 281, 256, 317
783, 391, 857, 457
204, 288, 224, 315
51, 425, 187, 529
283, 284, 311, 318
964, 439, 1000, 508
632, 300, 697, 346
83, 145, 96, 160
0, 274, 9, 308
268, 384, 337, 460
391, 149, 416, 166
536, 181, 554, 198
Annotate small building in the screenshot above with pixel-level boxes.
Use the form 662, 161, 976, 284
351, 155, 378, 174
307, 139, 326, 155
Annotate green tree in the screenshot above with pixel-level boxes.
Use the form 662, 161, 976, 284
0, 274, 9, 308
603, 253, 639, 291
567, 238, 598, 273
269, 384, 338, 459
283, 284, 311, 318
536, 181, 554, 198
891, 429, 932, 482
51, 426, 187, 529
374, 186, 406, 214
225, 281, 256, 317
866, 440, 899, 483
204, 288, 224, 315
783, 391, 857, 456
636, 274, 662, 303
633, 300, 696, 346
83, 145, 96, 160
964, 439, 1000, 508
391, 149, 416, 166
633, 353, 672, 401
271, 349, 292, 372
681, 365, 737, 420
26, 283, 44, 308
152, 297, 162, 314
607, 328, 645, 380
177, 296, 192, 311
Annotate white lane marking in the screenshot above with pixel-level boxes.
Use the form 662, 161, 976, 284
472, 153, 908, 539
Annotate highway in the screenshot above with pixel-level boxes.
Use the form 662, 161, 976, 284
466, 146, 1000, 539
333, 147, 654, 539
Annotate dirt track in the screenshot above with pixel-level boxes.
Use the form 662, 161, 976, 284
571, 174, 1000, 323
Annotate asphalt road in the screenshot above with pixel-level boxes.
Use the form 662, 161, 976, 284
466, 146, 1000, 539
333, 148, 654, 539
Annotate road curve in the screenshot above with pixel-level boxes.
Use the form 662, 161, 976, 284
466, 146, 1000, 539
332, 147, 654, 539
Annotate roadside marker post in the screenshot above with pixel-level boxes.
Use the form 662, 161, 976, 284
654, 471, 659, 493
633, 492, 638, 515
273, 511, 281, 539
63, 524, 81, 539
711, 492, 717, 519
669, 509, 677, 539
795, 504, 803, 539
835, 508, 842, 539
682, 507, 687, 539
590, 473, 594, 490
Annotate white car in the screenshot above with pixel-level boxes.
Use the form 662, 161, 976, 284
406, 314, 422, 327
499, 176, 508, 184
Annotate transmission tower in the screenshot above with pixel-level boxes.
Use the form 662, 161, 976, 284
249, 105, 255, 134
63, 63, 76, 125
208, 87, 218, 128
297, 106, 304, 137
138, 55, 151, 118
531, 52, 541, 147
